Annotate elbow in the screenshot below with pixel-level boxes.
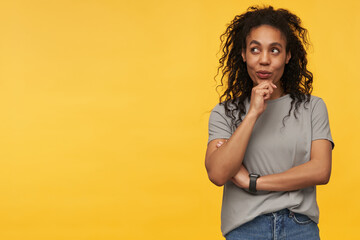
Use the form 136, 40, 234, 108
205, 154, 234, 187
205, 160, 227, 187
319, 175, 330, 185
209, 177, 226, 187
318, 171, 331, 185
207, 170, 227, 187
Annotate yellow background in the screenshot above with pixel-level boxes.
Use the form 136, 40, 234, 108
0, 0, 358, 239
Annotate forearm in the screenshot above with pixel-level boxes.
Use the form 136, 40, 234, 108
256, 158, 331, 192
206, 112, 258, 186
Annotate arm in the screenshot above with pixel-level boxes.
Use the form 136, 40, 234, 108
205, 112, 258, 186
205, 81, 277, 186
229, 139, 332, 191
257, 139, 332, 191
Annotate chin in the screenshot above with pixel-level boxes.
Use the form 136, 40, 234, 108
254, 78, 273, 85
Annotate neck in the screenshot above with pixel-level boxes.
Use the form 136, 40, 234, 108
269, 87, 285, 100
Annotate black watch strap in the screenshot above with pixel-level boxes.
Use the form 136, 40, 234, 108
249, 173, 260, 193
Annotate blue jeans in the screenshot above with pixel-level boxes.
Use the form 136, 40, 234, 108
225, 209, 320, 240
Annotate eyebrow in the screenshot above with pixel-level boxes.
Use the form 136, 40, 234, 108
249, 40, 283, 48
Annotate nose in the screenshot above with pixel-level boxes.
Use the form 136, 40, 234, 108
259, 52, 270, 65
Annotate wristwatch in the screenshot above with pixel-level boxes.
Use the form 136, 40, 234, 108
249, 173, 260, 193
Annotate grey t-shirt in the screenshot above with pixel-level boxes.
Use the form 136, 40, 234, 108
207, 94, 334, 236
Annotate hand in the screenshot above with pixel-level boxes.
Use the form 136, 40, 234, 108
216, 139, 228, 148
248, 80, 277, 118
215, 140, 249, 189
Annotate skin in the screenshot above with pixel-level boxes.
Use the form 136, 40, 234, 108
241, 24, 291, 99
205, 24, 332, 190
216, 139, 332, 191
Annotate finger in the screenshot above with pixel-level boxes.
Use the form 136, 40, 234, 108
254, 82, 268, 90
262, 86, 273, 95
255, 82, 274, 94
258, 80, 273, 87
264, 91, 272, 100
263, 83, 274, 94
255, 89, 270, 97
261, 91, 270, 100
265, 81, 277, 92
264, 92, 271, 100
257, 81, 269, 86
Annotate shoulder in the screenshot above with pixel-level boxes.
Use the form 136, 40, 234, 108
296, 95, 327, 112
209, 101, 237, 130
307, 95, 331, 122
309, 95, 324, 104
209, 102, 229, 122
210, 102, 225, 113
308, 95, 328, 111
210, 101, 237, 115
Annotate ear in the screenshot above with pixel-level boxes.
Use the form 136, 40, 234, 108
241, 49, 246, 62
286, 51, 291, 64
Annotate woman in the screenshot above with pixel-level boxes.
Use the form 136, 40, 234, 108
205, 6, 334, 240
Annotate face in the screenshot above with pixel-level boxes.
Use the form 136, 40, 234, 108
241, 24, 291, 86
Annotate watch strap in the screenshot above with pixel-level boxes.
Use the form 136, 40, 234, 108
249, 173, 260, 193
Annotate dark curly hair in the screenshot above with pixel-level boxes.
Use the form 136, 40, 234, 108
215, 5, 313, 130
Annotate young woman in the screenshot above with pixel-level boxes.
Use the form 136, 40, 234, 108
205, 6, 334, 240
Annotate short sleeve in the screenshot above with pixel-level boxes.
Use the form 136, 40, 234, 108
311, 98, 335, 150
208, 104, 233, 144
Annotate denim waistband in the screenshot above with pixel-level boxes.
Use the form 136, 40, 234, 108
264, 208, 290, 216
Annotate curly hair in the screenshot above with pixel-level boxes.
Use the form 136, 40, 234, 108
215, 5, 313, 130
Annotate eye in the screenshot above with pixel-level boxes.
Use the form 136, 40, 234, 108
250, 47, 260, 53
271, 48, 280, 54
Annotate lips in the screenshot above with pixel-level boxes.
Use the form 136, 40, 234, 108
256, 71, 272, 79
